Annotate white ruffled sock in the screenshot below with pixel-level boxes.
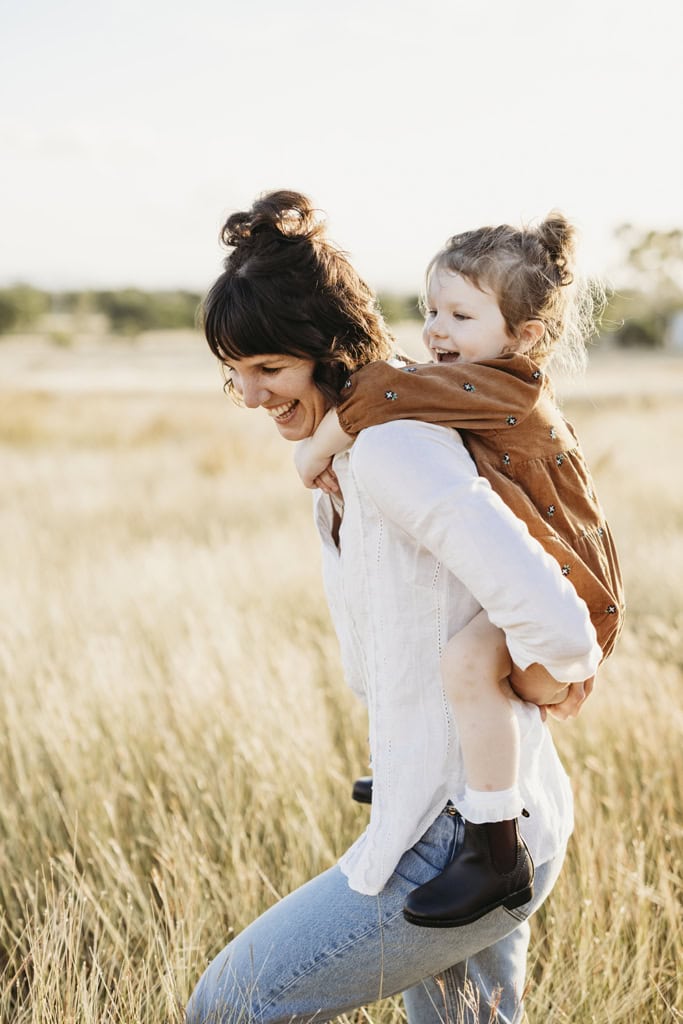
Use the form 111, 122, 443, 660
458, 784, 523, 823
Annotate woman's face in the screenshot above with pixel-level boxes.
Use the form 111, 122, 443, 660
226, 354, 330, 441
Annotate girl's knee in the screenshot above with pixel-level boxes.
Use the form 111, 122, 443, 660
442, 619, 511, 702
442, 631, 481, 686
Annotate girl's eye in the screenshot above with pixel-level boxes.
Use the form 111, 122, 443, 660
261, 366, 283, 376
453, 313, 469, 321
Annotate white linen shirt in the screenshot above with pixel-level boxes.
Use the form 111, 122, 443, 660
314, 420, 602, 896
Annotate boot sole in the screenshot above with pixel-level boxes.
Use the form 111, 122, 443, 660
402, 884, 534, 929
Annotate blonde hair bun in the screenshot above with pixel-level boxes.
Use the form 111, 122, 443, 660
537, 212, 576, 286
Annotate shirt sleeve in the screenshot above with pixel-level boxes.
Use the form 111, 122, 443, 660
337, 356, 542, 436
349, 420, 602, 681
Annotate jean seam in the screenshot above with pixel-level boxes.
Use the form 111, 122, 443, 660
258, 907, 407, 1014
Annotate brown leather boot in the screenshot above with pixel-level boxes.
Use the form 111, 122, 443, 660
403, 817, 534, 928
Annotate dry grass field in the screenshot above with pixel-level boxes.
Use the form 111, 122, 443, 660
0, 333, 681, 1022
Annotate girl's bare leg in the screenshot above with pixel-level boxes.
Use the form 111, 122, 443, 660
403, 611, 534, 928
441, 610, 522, 820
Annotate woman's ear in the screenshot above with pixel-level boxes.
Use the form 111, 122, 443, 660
516, 319, 545, 354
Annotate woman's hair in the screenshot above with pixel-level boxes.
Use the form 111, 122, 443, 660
203, 190, 394, 405
424, 213, 604, 373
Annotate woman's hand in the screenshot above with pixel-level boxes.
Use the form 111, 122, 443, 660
509, 662, 595, 721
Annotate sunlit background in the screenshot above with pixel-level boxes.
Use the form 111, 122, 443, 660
1, 5, 682, 1020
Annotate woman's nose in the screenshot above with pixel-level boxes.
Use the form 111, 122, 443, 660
234, 374, 270, 408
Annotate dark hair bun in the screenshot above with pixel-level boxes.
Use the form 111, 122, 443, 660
221, 190, 323, 250
537, 212, 575, 286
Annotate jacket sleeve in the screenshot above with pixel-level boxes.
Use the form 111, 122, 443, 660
337, 356, 542, 436
349, 420, 602, 682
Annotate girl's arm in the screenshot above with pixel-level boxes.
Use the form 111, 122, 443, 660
295, 354, 545, 490
295, 354, 543, 491
294, 409, 355, 491
337, 356, 543, 436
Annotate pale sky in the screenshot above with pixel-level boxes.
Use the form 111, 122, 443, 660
1, 0, 681, 293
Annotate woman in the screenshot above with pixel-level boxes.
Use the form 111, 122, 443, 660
185, 191, 601, 1024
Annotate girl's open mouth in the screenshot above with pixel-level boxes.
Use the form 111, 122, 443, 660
432, 348, 460, 364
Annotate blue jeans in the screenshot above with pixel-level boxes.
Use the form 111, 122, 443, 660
186, 808, 565, 1024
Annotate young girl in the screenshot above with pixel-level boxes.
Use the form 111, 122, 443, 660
294, 213, 624, 928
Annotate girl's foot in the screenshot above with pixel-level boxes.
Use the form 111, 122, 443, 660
403, 817, 534, 927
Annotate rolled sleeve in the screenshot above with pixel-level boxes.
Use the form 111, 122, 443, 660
349, 421, 602, 681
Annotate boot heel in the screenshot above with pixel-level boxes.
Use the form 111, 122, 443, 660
503, 885, 533, 910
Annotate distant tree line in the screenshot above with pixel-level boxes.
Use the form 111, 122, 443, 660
0, 287, 202, 338
604, 226, 683, 348
377, 292, 422, 324
0, 285, 52, 334
1, 226, 682, 346
0, 285, 423, 339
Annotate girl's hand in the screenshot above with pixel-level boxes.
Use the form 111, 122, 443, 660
509, 661, 567, 706
509, 662, 595, 720
294, 438, 339, 492
294, 410, 353, 492
543, 676, 595, 721
312, 465, 340, 495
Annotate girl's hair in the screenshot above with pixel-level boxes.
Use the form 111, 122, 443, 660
202, 190, 394, 405
425, 213, 604, 373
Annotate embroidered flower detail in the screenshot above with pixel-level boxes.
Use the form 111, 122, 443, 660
597, 526, 604, 537
343, 378, 353, 389
506, 415, 517, 426
463, 382, 475, 392
532, 369, 542, 380
556, 453, 565, 466
547, 504, 556, 516
549, 427, 557, 440
561, 564, 571, 575
502, 452, 511, 465
606, 604, 617, 614
385, 390, 398, 401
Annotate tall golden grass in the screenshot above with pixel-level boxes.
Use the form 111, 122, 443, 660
0, 349, 681, 1022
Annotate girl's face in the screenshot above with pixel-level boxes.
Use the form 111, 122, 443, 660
225, 354, 330, 441
422, 270, 516, 363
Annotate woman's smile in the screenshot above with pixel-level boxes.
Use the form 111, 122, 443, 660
265, 399, 299, 422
